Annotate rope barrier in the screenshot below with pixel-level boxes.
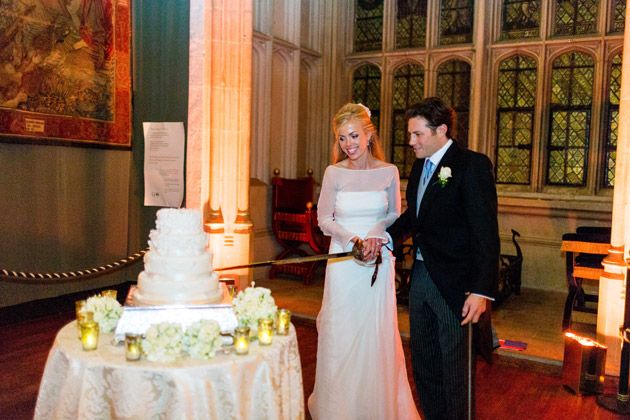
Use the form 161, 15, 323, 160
0, 249, 149, 283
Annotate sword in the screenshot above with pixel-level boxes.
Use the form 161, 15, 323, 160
215, 239, 365, 272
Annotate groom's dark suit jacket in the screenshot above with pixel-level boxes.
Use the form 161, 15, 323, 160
388, 141, 500, 359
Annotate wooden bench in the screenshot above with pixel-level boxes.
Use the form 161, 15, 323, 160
561, 227, 611, 331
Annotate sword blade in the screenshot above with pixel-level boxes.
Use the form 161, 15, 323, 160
215, 250, 357, 271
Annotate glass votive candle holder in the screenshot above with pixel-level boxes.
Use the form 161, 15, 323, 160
80, 319, 99, 351
101, 289, 117, 300
75, 299, 86, 317
125, 333, 142, 361
234, 326, 251, 355
276, 309, 291, 336
258, 318, 273, 345
76, 310, 94, 337
227, 285, 237, 300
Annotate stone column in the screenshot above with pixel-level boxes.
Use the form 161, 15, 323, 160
598, 0, 630, 375
187, 0, 254, 290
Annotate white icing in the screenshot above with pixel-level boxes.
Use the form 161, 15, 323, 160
133, 208, 222, 306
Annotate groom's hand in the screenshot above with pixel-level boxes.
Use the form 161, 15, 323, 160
461, 294, 487, 325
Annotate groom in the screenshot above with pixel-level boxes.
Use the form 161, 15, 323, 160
387, 97, 500, 420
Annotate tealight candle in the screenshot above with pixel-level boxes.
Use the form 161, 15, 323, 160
76, 310, 94, 337
234, 326, 250, 355
276, 309, 291, 336
258, 318, 273, 345
101, 289, 117, 300
125, 333, 142, 361
80, 319, 99, 351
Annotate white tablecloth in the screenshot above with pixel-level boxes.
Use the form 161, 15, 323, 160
34, 322, 304, 420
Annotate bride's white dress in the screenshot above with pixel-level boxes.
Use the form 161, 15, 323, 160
308, 165, 420, 420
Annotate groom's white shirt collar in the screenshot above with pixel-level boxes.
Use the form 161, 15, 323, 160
426, 139, 453, 167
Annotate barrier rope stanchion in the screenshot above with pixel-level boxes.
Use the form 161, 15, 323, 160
0, 249, 149, 283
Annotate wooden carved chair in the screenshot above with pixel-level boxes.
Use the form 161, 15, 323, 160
561, 227, 611, 331
270, 169, 329, 285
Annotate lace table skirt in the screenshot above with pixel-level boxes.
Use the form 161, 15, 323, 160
34, 322, 304, 419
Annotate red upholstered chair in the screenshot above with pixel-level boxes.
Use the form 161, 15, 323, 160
270, 169, 329, 285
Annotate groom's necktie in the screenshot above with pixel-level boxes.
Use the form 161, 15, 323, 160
416, 158, 434, 215
422, 159, 434, 188
416, 158, 434, 260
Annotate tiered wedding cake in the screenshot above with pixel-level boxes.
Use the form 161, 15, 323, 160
133, 208, 224, 306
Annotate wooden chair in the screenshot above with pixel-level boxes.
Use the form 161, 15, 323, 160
561, 227, 611, 331
269, 169, 329, 285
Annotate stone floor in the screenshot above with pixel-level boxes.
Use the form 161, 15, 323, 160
254, 271, 597, 368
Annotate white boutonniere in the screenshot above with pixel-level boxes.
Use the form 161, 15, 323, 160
435, 166, 452, 188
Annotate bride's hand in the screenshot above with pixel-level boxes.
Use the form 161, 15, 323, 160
362, 237, 383, 261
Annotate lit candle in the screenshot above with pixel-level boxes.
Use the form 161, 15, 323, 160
80, 320, 99, 351
258, 318, 273, 345
234, 326, 250, 355
125, 333, 142, 361
276, 309, 291, 336
76, 310, 94, 337
101, 289, 117, 300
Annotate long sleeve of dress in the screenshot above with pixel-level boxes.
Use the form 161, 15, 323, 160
365, 169, 401, 241
317, 167, 358, 248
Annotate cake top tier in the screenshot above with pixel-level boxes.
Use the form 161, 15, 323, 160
155, 208, 204, 235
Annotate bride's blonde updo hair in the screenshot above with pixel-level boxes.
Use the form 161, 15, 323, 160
332, 103, 385, 164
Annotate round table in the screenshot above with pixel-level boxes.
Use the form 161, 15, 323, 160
34, 322, 304, 420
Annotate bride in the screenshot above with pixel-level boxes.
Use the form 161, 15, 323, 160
307, 103, 420, 419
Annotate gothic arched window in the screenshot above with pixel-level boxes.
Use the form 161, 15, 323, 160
439, 0, 474, 45
436, 59, 471, 147
352, 64, 382, 130
354, 0, 384, 52
553, 0, 598, 37
391, 63, 424, 178
495, 55, 537, 184
501, 0, 540, 40
395, 0, 427, 49
611, 0, 626, 33
547, 51, 594, 186
604, 53, 622, 188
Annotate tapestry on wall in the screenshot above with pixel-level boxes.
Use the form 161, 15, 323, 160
0, 0, 131, 148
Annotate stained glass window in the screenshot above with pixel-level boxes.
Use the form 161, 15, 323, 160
439, 0, 474, 45
554, 0, 599, 37
436, 60, 471, 147
495, 55, 537, 184
604, 53, 621, 188
354, 0, 384, 52
352, 64, 382, 130
547, 51, 594, 186
396, 0, 427, 49
391, 63, 424, 178
611, 0, 626, 33
501, 0, 540, 40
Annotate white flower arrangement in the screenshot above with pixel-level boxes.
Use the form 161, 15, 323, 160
232, 282, 277, 332
142, 322, 183, 362
436, 166, 452, 188
183, 319, 223, 359
84, 295, 122, 333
